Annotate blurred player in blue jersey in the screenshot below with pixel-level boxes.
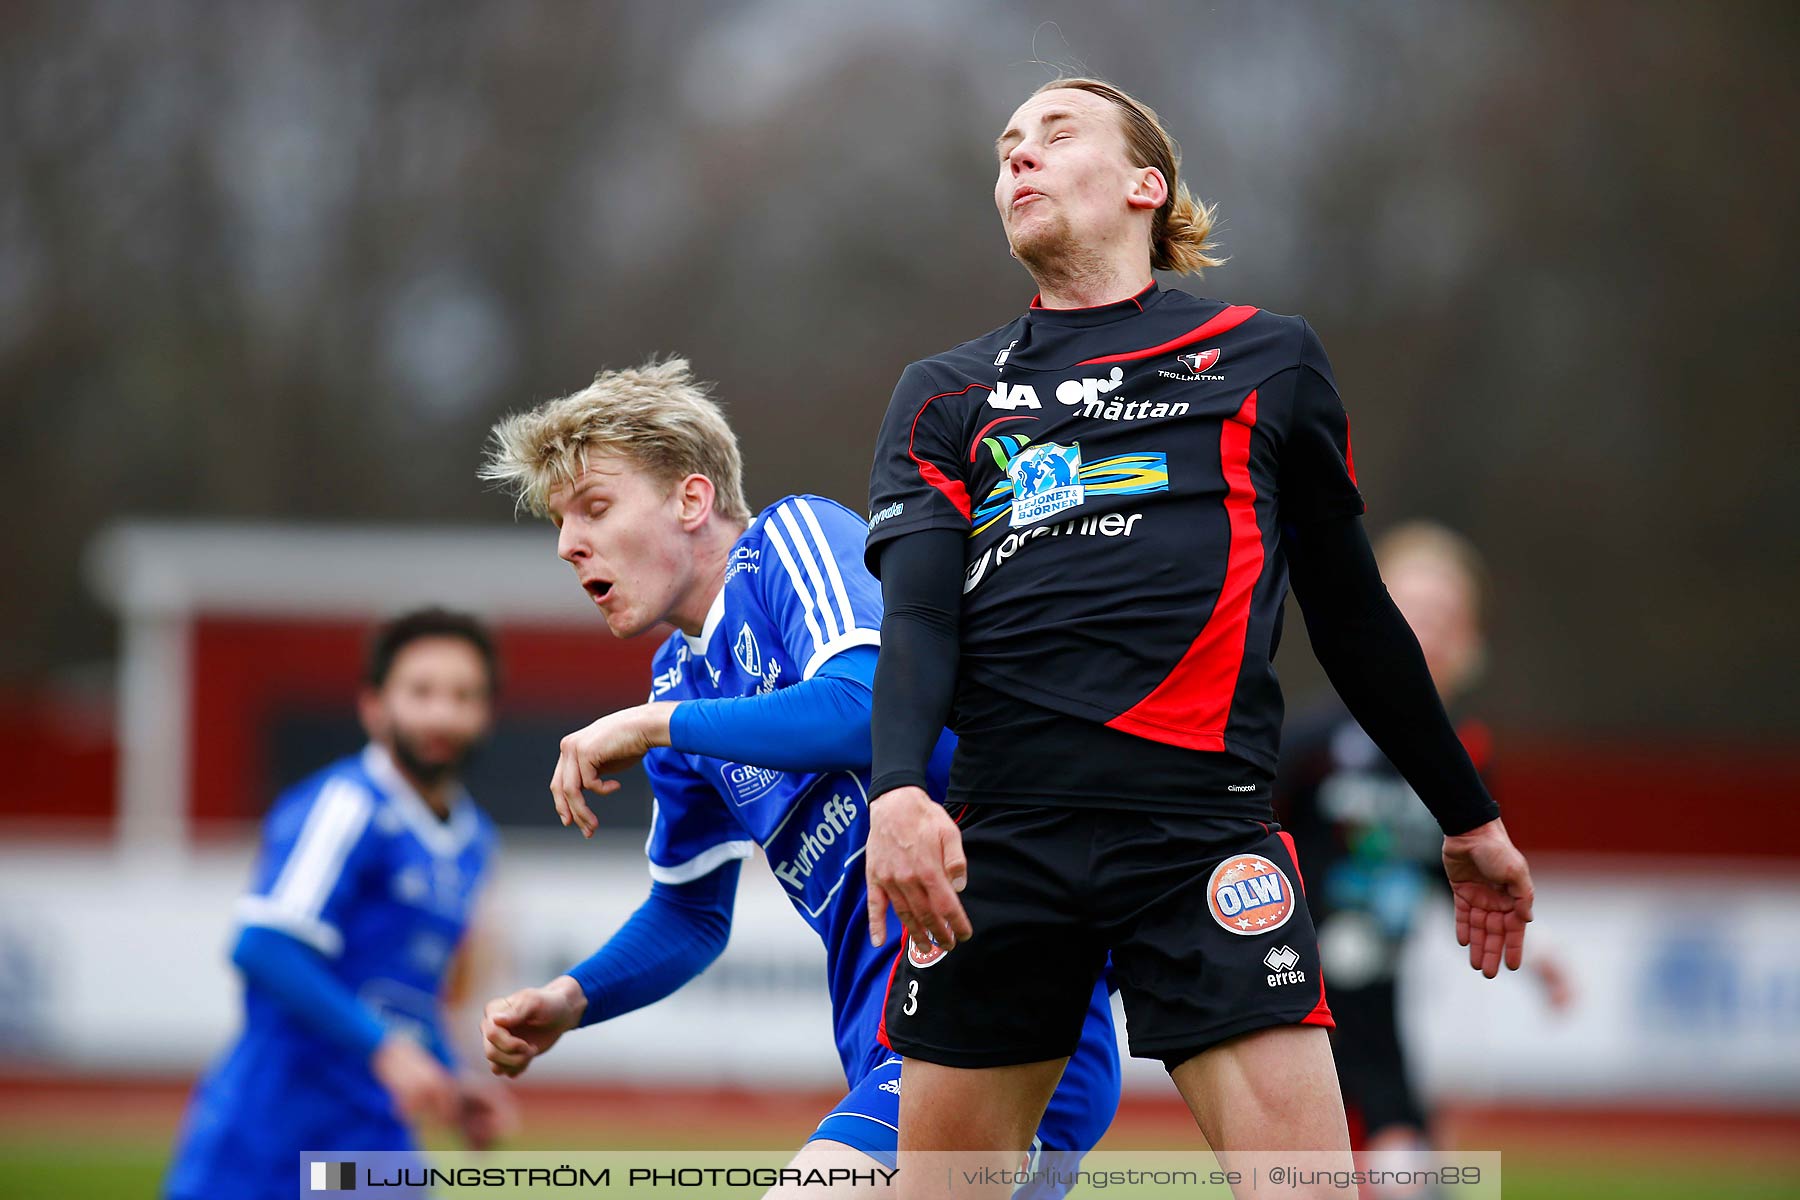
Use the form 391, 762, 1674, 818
476, 358, 1119, 1191
164, 608, 511, 1200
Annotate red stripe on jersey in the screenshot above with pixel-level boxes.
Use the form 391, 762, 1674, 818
1106, 389, 1264, 750
1301, 997, 1337, 1030
1278, 830, 1308, 895
911, 384, 989, 520
1344, 414, 1358, 487
875, 942, 905, 1050
1075, 305, 1259, 366
1277, 830, 1335, 1028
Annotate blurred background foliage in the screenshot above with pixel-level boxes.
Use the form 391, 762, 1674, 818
2, 0, 1795, 739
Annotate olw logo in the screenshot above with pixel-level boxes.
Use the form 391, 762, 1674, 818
971, 432, 1169, 535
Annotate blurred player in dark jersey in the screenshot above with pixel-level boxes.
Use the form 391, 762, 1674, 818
861, 77, 1538, 1198
1279, 522, 1570, 1162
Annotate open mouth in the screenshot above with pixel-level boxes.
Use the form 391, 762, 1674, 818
583, 579, 614, 604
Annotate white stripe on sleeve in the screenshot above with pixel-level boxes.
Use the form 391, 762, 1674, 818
794, 498, 860, 638
646, 839, 755, 885
265, 778, 374, 924
802, 629, 883, 681
764, 523, 827, 654
233, 895, 345, 957
774, 503, 844, 642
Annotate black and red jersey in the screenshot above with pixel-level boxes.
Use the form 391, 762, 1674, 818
866, 281, 1363, 787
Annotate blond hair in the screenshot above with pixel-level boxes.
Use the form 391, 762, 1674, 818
1033, 77, 1224, 275
481, 357, 751, 523
1375, 520, 1488, 622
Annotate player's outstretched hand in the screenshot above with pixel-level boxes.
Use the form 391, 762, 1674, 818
482, 976, 587, 1078
1441, 817, 1534, 978
455, 1075, 521, 1151
552, 703, 674, 838
371, 1035, 460, 1127
866, 786, 972, 952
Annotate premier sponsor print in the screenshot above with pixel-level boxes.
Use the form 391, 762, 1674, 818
963, 509, 1146, 593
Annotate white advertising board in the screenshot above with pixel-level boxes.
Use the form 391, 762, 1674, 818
2, 844, 1796, 1103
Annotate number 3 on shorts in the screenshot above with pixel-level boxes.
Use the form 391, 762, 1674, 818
903, 979, 920, 1015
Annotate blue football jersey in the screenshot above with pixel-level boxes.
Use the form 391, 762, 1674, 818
165, 744, 495, 1200
644, 494, 947, 1081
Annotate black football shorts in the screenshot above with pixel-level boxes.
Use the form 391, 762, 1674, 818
880, 804, 1334, 1070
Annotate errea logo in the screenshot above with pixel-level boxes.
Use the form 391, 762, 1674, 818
1263, 945, 1299, 972
1263, 943, 1306, 987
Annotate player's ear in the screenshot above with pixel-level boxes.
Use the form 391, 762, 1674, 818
356, 687, 385, 741
675, 473, 715, 531
1127, 166, 1167, 212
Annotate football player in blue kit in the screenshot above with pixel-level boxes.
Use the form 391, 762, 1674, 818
164, 609, 510, 1200
476, 358, 1118, 1192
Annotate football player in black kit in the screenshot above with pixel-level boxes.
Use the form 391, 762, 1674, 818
1279, 522, 1571, 1165
859, 77, 1537, 1197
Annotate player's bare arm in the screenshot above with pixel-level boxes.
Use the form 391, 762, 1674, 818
865, 785, 971, 950
1441, 817, 1534, 977
371, 1034, 461, 1125
482, 975, 588, 1077
551, 701, 677, 838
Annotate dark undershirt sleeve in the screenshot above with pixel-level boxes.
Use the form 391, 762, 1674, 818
869, 528, 965, 799
1286, 513, 1501, 836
